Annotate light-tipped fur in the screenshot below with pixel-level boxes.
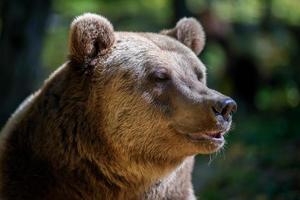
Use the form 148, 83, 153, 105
69, 13, 115, 64
161, 17, 205, 55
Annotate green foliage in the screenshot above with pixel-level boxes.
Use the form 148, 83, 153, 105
42, 27, 68, 70
188, 0, 300, 25
273, 0, 300, 25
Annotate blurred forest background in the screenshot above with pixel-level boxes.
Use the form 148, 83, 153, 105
0, 0, 299, 199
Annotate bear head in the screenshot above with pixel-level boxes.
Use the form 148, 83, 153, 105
66, 13, 237, 165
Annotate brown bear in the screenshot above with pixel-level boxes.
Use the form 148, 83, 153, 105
0, 13, 237, 200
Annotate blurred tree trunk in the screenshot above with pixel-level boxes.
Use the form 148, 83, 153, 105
172, 0, 192, 23
0, 0, 52, 127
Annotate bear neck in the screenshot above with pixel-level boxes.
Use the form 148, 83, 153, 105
80, 117, 185, 198
9, 94, 184, 199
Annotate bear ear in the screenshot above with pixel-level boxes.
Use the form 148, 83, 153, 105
69, 13, 115, 64
161, 17, 205, 55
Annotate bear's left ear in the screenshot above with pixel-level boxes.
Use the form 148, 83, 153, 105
161, 17, 205, 55
69, 13, 115, 64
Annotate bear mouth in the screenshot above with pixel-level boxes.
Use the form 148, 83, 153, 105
170, 125, 227, 145
187, 130, 225, 144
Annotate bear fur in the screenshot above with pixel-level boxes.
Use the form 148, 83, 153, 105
0, 13, 235, 200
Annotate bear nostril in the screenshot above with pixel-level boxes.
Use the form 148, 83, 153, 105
221, 99, 237, 120
212, 98, 237, 121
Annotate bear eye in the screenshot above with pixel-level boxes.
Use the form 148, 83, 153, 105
196, 72, 203, 81
150, 68, 170, 82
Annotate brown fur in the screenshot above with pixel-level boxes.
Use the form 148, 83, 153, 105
0, 13, 236, 199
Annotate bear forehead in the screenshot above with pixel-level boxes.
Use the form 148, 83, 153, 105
104, 32, 206, 76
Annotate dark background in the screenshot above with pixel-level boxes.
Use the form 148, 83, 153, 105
0, 0, 299, 199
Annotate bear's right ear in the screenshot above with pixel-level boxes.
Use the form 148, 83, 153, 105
69, 13, 115, 64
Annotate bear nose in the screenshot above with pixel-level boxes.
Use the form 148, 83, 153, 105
212, 98, 237, 121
